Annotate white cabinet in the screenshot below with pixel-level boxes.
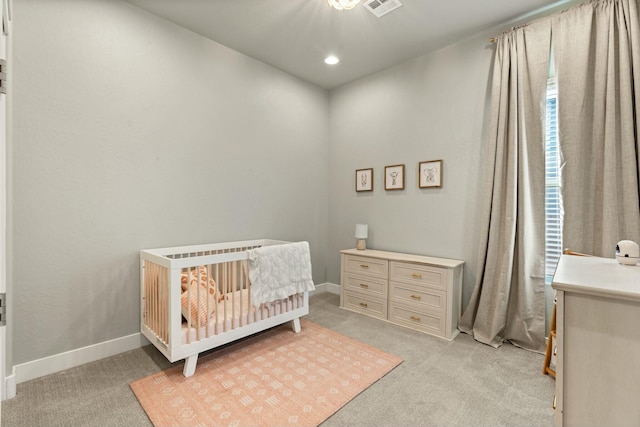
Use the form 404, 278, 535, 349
552, 255, 640, 427
340, 249, 464, 340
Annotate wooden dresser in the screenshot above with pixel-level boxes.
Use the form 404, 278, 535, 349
340, 248, 464, 340
551, 254, 640, 427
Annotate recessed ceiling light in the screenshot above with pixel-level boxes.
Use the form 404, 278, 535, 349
324, 56, 339, 65
327, 0, 361, 10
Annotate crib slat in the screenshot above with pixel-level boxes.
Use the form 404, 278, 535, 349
158, 264, 162, 343
206, 264, 212, 339
229, 251, 232, 329
144, 262, 148, 329
227, 259, 232, 330
163, 265, 167, 342
152, 263, 158, 338
158, 264, 163, 343
214, 263, 219, 337
157, 264, 162, 340
236, 260, 242, 327
223, 258, 228, 332
196, 267, 201, 342
150, 262, 155, 337
186, 268, 192, 344
161, 264, 168, 344
144, 261, 149, 330
156, 263, 160, 341
244, 261, 251, 326
233, 259, 238, 328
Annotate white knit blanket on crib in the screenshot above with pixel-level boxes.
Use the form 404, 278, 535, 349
247, 241, 315, 307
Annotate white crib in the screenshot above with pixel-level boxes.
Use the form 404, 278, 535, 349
139, 239, 311, 377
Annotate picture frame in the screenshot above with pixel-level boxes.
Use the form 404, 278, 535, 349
355, 168, 373, 192
419, 160, 443, 188
384, 164, 405, 190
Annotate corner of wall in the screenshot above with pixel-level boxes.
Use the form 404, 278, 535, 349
4, 370, 14, 400
310, 282, 340, 296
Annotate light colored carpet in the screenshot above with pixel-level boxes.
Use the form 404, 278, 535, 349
1, 293, 556, 426
131, 319, 402, 427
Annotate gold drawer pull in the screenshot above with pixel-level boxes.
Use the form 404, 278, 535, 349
410, 294, 421, 300
411, 273, 422, 278
410, 316, 421, 321
360, 264, 369, 268
359, 302, 368, 307
552, 395, 557, 410
553, 346, 557, 356
360, 283, 369, 288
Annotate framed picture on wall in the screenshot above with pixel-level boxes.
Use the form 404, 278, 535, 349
355, 168, 374, 192
419, 160, 443, 188
385, 164, 405, 190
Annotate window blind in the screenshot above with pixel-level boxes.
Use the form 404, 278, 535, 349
545, 78, 562, 284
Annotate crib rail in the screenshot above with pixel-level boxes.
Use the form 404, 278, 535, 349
143, 260, 170, 345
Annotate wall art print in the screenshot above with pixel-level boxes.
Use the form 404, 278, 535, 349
419, 160, 442, 188
355, 168, 373, 192
385, 164, 405, 190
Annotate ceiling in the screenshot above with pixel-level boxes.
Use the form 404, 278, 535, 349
124, 0, 576, 90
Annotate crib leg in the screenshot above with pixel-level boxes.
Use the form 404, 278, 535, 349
183, 354, 198, 377
291, 318, 301, 333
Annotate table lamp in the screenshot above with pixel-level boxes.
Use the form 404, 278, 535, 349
355, 224, 368, 250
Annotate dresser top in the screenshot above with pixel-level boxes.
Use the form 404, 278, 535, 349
341, 248, 464, 269
552, 254, 640, 302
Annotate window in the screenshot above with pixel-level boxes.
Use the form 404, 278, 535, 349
545, 77, 562, 285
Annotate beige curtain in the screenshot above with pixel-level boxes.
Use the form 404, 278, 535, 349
553, 0, 640, 256
458, 19, 551, 352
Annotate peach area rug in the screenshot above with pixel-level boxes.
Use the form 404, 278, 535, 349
131, 320, 402, 427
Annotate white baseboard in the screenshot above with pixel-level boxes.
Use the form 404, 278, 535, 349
310, 282, 340, 295
5, 285, 342, 399
10, 332, 150, 388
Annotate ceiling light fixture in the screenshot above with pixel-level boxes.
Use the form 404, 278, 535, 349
324, 56, 339, 65
327, 0, 361, 10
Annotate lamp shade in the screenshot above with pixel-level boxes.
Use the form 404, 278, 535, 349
355, 224, 368, 239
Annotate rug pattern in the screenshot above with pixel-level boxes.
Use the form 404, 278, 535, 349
131, 319, 402, 427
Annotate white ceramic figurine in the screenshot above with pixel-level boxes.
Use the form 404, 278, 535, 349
616, 240, 640, 265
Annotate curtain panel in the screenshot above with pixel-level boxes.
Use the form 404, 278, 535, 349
458, 19, 551, 352
461, 0, 640, 352
553, 0, 640, 256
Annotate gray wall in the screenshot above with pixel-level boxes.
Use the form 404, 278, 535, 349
10, 0, 329, 366
327, 36, 495, 309
9, 0, 546, 372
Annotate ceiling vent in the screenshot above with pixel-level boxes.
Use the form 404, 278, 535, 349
363, 0, 403, 18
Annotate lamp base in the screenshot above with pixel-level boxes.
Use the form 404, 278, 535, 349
356, 239, 366, 250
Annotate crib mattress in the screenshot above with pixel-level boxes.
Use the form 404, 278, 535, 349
180, 289, 301, 344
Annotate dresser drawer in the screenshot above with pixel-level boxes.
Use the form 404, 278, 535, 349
344, 273, 387, 299
390, 281, 446, 312
344, 255, 388, 279
343, 291, 387, 320
388, 303, 446, 337
390, 261, 446, 290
